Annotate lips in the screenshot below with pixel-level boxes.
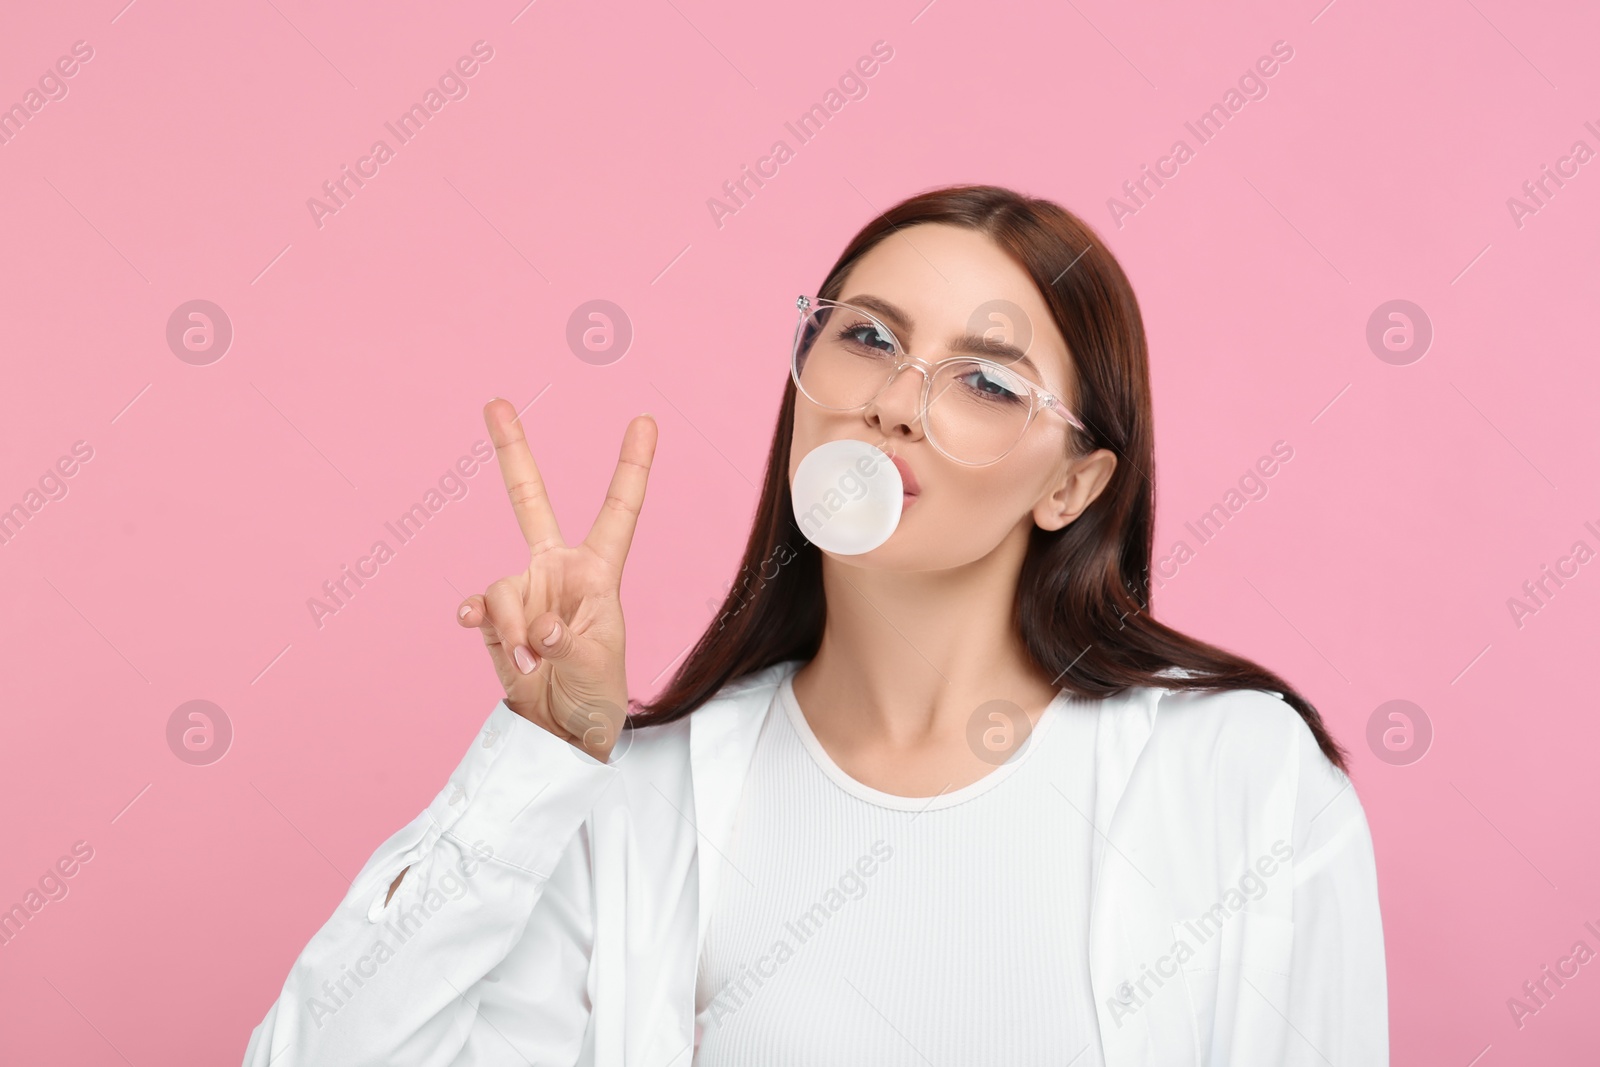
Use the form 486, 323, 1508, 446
888, 452, 920, 497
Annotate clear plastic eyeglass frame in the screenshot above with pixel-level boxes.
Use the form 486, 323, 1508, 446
790, 294, 1089, 467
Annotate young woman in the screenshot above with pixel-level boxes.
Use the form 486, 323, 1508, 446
243, 185, 1386, 1066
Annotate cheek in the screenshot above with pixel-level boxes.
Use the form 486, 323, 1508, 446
925, 447, 1056, 525
788, 406, 858, 479
788, 411, 821, 482
960, 471, 1033, 519
882, 470, 1030, 569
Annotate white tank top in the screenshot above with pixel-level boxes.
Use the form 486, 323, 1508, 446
692, 671, 1106, 1066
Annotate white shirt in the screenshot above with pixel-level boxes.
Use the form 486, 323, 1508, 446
692, 672, 1104, 1065
240, 658, 1388, 1067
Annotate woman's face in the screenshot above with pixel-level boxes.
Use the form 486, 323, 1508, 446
788, 222, 1117, 572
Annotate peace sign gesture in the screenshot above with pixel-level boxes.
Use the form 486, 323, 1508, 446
456, 399, 657, 763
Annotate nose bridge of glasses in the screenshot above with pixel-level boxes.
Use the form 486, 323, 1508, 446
857, 354, 927, 427
888, 347, 932, 378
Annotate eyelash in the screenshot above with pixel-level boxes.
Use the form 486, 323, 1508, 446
837, 322, 895, 352
832, 322, 1027, 404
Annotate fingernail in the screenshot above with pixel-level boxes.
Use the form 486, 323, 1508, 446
514, 646, 537, 674
459, 604, 472, 619
541, 621, 561, 646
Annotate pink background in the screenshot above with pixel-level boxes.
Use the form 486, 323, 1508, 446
2, 0, 1597, 1062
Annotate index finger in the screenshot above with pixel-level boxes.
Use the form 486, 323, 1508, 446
584, 413, 657, 571
484, 398, 564, 551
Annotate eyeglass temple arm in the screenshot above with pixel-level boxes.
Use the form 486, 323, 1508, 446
1040, 393, 1089, 434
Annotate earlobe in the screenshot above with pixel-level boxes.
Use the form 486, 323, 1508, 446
1038, 507, 1075, 532
1034, 481, 1081, 532
1036, 449, 1116, 532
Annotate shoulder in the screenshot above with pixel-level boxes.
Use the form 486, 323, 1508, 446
1137, 680, 1365, 858
1143, 681, 1311, 774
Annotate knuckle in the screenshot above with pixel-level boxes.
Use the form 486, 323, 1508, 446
485, 578, 518, 604
506, 480, 547, 510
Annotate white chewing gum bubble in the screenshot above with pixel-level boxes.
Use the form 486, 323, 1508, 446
790, 439, 904, 555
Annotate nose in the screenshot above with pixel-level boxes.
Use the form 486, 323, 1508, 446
863, 360, 928, 443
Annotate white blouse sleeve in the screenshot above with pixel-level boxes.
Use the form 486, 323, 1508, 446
1285, 717, 1390, 1065
240, 700, 621, 1067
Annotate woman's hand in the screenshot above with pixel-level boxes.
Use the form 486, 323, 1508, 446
456, 399, 657, 764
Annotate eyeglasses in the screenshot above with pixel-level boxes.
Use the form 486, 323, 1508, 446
790, 295, 1088, 467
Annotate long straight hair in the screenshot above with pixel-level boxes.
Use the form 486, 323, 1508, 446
629, 183, 1348, 771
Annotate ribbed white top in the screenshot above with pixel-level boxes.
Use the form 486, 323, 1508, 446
692, 672, 1106, 1065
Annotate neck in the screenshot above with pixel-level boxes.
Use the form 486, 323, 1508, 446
795, 523, 1060, 748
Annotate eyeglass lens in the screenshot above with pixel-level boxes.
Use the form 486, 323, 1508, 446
794, 304, 1040, 465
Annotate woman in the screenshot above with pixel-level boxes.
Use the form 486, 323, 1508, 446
242, 185, 1386, 1066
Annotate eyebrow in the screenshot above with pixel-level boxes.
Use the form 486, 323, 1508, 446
840, 293, 1051, 384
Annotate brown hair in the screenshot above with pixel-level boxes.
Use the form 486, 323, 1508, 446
629, 183, 1349, 772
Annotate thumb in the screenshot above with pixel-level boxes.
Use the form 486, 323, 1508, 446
527, 612, 579, 664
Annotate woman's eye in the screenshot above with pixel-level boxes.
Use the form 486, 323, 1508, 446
961, 367, 1027, 402
841, 323, 895, 353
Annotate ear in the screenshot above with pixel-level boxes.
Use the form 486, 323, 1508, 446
1033, 448, 1118, 532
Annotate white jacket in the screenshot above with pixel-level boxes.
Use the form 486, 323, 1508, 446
242, 659, 1387, 1066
